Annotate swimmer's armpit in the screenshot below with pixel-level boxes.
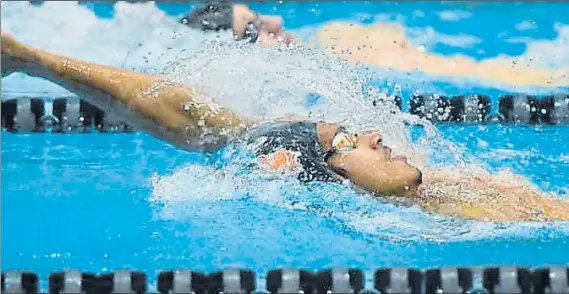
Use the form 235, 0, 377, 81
0, 31, 248, 152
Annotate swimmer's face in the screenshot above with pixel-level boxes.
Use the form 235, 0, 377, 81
327, 130, 423, 196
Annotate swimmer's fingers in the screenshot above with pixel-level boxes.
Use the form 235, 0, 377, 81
258, 31, 279, 47
279, 31, 300, 44
258, 31, 298, 47
257, 16, 299, 44
257, 15, 283, 33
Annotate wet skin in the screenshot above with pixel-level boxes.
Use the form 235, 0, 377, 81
316, 122, 423, 196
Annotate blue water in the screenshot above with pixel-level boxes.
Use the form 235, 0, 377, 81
2, 1, 569, 291
2, 126, 569, 284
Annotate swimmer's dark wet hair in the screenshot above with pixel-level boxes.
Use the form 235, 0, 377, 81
180, 1, 233, 31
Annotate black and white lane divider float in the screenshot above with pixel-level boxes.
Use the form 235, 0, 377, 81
1, 97, 134, 133
2, 266, 568, 294
2, 93, 568, 133
407, 94, 492, 123
381, 93, 568, 125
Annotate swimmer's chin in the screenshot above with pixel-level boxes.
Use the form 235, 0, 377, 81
387, 168, 423, 198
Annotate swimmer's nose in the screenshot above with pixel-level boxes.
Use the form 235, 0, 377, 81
368, 133, 383, 149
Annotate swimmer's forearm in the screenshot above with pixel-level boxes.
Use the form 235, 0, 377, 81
1, 32, 248, 151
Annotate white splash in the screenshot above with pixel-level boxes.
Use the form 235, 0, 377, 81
437, 9, 473, 22
2, 1, 568, 242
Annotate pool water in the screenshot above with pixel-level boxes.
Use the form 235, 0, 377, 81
2, 125, 568, 290
2, 1, 569, 291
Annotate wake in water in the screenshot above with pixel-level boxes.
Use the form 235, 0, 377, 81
2, 1, 568, 242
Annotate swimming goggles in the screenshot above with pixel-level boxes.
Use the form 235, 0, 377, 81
332, 132, 358, 152
324, 131, 358, 162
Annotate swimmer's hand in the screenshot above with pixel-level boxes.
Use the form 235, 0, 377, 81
259, 31, 299, 47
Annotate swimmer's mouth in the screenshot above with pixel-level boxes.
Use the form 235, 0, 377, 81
383, 146, 408, 162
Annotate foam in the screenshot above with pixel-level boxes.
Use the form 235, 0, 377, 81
437, 9, 473, 22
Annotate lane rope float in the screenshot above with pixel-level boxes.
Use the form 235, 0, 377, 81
2, 266, 568, 294
2, 93, 568, 133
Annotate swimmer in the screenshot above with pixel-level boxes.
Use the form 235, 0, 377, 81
180, 1, 567, 87
2, 32, 568, 222
180, 1, 297, 46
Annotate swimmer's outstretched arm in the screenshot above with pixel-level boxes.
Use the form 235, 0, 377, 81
1, 32, 248, 152
418, 172, 569, 222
